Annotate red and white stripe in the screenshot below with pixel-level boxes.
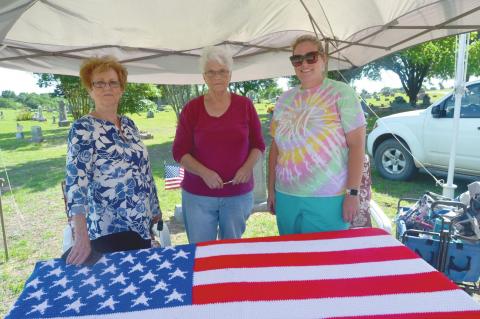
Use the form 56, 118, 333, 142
189, 228, 480, 318
47, 228, 480, 319
164, 167, 184, 190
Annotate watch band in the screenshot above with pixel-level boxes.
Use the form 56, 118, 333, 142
346, 188, 359, 196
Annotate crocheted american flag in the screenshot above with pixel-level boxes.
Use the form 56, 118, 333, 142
6, 228, 480, 318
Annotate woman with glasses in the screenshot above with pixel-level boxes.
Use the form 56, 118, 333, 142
268, 35, 366, 234
64, 56, 162, 265
172, 46, 265, 243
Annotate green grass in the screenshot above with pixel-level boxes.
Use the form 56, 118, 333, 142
0, 100, 474, 316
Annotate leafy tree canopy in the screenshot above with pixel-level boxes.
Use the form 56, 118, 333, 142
37, 73, 160, 119
1, 90, 16, 99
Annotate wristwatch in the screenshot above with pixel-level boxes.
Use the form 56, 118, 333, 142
345, 188, 359, 196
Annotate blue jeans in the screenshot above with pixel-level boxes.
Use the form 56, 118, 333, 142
181, 190, 253, 243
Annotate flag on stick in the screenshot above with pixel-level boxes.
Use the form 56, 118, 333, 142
164, 162, 184, 190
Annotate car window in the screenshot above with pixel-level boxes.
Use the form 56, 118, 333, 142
443, 84, 480, 118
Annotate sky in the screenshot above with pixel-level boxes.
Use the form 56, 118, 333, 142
0, 66, 453, 95
0, 67, 54, 94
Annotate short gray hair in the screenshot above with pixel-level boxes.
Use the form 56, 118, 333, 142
199, 46, 233, 73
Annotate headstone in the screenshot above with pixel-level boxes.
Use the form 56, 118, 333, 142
16, 123, 24, 140
251, 153, 268, 212
58, 101, 70, 127
31, 126, 44, 143
146, 110, 154, 118
139, 131, 153, 140
58, 101, 66, 121
36, 106, 46, 122
174, 204, 183, 224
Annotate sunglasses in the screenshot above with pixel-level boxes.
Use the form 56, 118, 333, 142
289, 51, 320, 67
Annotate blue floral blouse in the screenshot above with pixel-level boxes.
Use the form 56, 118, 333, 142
65, 115, 161, 241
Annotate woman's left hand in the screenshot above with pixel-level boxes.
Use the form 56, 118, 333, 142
232, 165, 252, 185
342, 195, 359, 223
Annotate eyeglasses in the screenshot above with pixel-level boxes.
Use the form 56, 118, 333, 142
92, 81, 121, 89
289, 51, 320, 67
204, 69, 230, 78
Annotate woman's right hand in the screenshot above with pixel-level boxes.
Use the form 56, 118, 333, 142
201, 169, 224, 189
66, 233, 92, 265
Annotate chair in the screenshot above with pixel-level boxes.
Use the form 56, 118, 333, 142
61, 181, 75, 252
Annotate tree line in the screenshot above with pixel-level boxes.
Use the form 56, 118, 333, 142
3, 32, 479, 117
32, 74, 283, 121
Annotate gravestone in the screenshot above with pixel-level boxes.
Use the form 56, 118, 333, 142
139, 131, 153, 140
58, 101, 70, 127
31, 126, 44, 143
174, 204, 183, 224
146, 110, 154, 118
251, 153, 268, 212
16, 123, 24, 140
36, 106, 46, 122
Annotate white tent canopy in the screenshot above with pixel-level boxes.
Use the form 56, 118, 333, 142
1, 0, 480, 84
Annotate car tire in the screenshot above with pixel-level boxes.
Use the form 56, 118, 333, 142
374, 139, 417, 181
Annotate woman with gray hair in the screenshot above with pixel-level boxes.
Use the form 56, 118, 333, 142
172, 46, 265, 243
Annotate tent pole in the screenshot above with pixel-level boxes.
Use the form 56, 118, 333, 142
0, 178, 8, 261
324, 40, 329, 74
442, 33, 468, 199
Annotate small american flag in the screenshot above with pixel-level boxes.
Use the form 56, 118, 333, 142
5, 228, 480, 318
164, 163, 184, 190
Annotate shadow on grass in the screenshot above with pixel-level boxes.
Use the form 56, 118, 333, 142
2, 156, 66, 193
371, 166, 471, 200
0, 128, 70, 152
2, 141, 176, 193
147, 141, 176, 180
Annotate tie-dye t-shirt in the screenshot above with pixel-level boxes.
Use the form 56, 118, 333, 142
270, 78, 366, 197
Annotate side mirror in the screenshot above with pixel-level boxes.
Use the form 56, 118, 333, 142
431, 105, 446, 118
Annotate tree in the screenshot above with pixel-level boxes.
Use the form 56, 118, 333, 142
119, 83, 159, 114
37, 74, 160, 119
229, 79, 279, 99
37, 74, 91, 119
158, 85, 202, 121
0, 97, 21, 109
374, 37, 456, 106
1, 90, 16, 99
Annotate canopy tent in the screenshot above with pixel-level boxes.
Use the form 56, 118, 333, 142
1, 0, 480, 84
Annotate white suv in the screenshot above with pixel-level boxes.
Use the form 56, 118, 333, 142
367, 81, 480, 181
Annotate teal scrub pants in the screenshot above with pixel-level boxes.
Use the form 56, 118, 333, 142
275, 191, 349, 235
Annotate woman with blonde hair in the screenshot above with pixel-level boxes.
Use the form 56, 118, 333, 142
268, 35, 366, 234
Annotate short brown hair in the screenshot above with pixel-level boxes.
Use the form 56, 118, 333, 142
79, 56, 128, 90
291, 34, 325, 55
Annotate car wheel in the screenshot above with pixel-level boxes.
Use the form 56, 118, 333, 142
374, 139, 417, 181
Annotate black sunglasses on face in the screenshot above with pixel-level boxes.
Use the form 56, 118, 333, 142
289, 51, 320, 67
